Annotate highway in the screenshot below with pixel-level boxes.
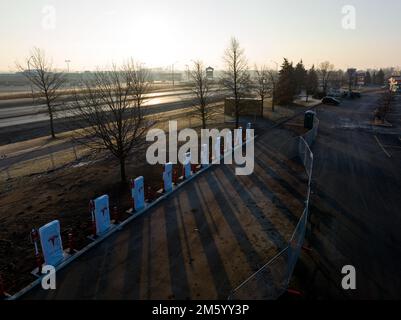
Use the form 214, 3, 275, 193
0, 88, 225, 145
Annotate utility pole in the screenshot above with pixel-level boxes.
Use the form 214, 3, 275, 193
65, 59, 71, 73
171, 61, 178, 87
65, 59, 71, 87
185, 64, 190, 82
27, 56, 35, 104
270, 60, 278, 112
172, 64, 175, 87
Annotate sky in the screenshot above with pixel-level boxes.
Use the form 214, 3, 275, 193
1, 0, 400, 72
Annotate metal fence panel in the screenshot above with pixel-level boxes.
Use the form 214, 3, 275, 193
228, 248, 290, 300
228, 117, 319, 300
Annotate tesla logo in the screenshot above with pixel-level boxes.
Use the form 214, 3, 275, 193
101, 207, 108, 217
48, 234, 59, 247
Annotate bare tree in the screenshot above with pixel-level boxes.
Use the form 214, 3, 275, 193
221, 37, 251, 128
374, 90, 395, 121
189, 60, 217, 129
254, 64, 270, 117
124, 59, 152, 113
67, 64, 155, 183
17, 48, 66, 138
266, 69, 277, 112
318, 61, 334, 95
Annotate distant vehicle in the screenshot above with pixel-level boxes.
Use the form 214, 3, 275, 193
322, 97, 340, 105
327, 89, 345, 98
328, 92, 342, 98
342, 91, 362, 99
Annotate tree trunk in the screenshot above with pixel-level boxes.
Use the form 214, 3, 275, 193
202, 105, 206, 129
271, 88, 275, 113
119, 157, 127, 183
260, 97, 264, 118
47, 102, 56, 138
235, 106, 239, 128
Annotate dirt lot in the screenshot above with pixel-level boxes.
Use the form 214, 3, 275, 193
0, 110, 308, 297
0, 120, 230, 294
23, 130, 308, 299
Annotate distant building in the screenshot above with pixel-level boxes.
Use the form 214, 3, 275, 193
206, 66, 214, 80
356, 72, 366, 86
388, 76, 401, 93
150, 71, 182, 82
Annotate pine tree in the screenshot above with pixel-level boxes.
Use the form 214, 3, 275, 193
306, 65, 318, 101
294, 60, 307, 94
365, 71, 372, 85
376, 69, 385, 85
276, 58, 295, 105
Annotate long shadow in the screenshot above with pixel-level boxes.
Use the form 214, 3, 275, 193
176, 195, 194, 270
184, 179, 232, 299
203, 171, 266, 268
256, 143, 307, 185
74, 237, 120, 299
120, 214, 145, 299
218, 165, 288, 249
254, 151, 306, 204
163, 195, 191, 299
146, 216, 152, 299
228, 162, 300, 227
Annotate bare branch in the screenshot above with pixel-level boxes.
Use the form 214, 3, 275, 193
221, 37, 251, 127
16, 47, 66, 138
189, 60, 218, 129
66, 65, 156, 182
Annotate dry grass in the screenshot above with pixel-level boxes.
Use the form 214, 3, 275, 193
1, 104, 225, 181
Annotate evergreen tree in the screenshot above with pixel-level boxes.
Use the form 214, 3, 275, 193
372, 72, 377, 85
376, 69, 385, 85
276, 58, 295, 105
365, 71, 372, 85
306, 65, 318, 100
294, 60, 307, 94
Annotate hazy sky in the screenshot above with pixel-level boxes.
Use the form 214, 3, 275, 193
1, 0, 400, 72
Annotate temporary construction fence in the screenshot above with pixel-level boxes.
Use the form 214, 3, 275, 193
228, 116, 319, 300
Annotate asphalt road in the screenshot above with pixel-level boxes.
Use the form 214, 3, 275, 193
0, 90, 225, 145
0, 88, 202, 121
293, 91, 401, 299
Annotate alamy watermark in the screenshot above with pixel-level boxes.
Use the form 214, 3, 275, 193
146, 121, 255, 176
41, 5, 56, 30
342, 5, 356, 30
341, 265, 356, 290
41, 265, 56, 290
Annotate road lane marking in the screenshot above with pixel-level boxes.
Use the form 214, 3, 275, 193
374, 135, 392, 158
